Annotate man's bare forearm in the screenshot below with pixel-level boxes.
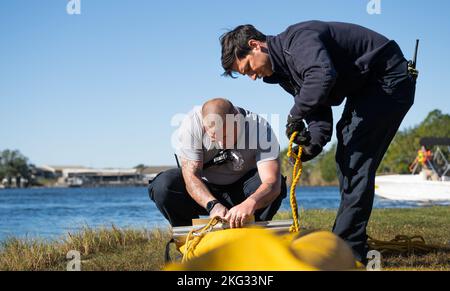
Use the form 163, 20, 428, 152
181, 158, 215, 208
246, 159, 282, 211
246, 180, 281, 210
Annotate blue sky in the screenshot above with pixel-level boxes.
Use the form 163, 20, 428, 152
1, 0, 449, 167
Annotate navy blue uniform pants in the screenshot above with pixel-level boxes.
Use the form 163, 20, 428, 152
332, 61, 416, 262
149, 168, 287, 226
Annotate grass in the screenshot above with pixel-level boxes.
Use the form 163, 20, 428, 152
0, 227, 171, 271
276, 206, 450, 270
1, 207, 449, 271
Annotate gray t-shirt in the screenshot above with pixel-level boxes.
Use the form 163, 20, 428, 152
175, 106, 280, 185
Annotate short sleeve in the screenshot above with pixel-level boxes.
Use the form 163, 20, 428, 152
175, 111, 204, 162
255, 116, 280, 164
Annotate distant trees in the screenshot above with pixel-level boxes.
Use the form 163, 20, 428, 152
281, 109, 450, 185
378, 109, 450, 174
0, 150, 32, 187
134, 164, 147, 175
317, 143, 338, 183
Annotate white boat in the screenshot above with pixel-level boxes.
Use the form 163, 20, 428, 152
375, 174, 450, 201
376, 137, 450, 201
67, 177, 83, 188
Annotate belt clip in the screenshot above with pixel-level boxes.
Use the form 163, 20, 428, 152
408, 61, 419, 79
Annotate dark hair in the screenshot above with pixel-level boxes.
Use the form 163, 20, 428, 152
220, 25, 267, 78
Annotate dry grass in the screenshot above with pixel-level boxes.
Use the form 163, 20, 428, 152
1, 207, 449, 271
0, 226, 171, 271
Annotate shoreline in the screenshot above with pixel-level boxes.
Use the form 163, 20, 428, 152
1, 207, 449, 271
0, 184, 341, 190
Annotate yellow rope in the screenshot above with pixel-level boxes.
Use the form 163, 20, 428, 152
178, 131, 448, 264
285, 133, 448, 256
367, 235, 448, 255
180, 131, 305, 262
182, 216, 224, 262
286, 132, 303, 233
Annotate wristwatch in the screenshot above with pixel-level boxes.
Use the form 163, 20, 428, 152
206, 199, 220, 214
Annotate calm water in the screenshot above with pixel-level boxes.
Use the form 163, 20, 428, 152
0, 186, 445, 242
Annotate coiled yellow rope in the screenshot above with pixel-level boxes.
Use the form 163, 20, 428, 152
182, 216, 225, 262
367, 235, 448, 255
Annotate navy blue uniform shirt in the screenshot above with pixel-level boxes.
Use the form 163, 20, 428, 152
264, 21, 406, 148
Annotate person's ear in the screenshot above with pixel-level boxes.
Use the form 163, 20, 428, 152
248, 39, 260, 50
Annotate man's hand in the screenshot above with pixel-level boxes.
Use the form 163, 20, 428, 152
225, 199, 256, 228
209, 203, 228, 220
285, 115, 311, 146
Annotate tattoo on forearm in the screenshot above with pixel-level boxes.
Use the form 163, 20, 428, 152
181, 159, 213, 207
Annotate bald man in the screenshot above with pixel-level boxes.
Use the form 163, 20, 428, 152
148, 98, 287, 227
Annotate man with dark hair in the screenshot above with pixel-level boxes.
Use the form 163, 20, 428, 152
219, 21, 417, 263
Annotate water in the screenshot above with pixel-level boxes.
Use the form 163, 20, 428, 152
0, 186, 447, 242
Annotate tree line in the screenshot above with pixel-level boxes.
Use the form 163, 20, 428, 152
0, 150, 32, 187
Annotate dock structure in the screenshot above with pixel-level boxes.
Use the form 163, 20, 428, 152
33, 165, 174, 187
63, 167, 141, 187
